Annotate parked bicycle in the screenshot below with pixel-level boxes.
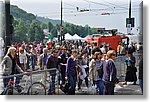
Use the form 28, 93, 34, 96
1, 73, 46, 95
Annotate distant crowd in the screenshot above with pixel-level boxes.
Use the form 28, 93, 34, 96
0, 40, 143, 95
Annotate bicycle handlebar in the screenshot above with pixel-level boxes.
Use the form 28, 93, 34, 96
0, 68, 57, 79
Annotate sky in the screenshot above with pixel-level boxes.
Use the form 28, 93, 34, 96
9, 0, 142, 34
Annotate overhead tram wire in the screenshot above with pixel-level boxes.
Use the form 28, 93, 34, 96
98, 0, 128, 9
34, 0, 139, 18
82, 0, 115, 13
35, 9, 139, 18
97, 0, 141, 10
116, 1, 141, 7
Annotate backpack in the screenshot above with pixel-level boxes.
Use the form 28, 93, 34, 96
96, 61, 103, 79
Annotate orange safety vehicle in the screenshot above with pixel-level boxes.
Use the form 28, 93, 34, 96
87, 34, 129, 52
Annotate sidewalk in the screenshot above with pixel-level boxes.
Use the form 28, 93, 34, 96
55, 82, 142, 95
114, 82, 142, 95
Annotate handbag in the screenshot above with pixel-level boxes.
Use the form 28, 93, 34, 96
60, 81, 70, 94
87, 80, 97, 95
134, 67, 137, 72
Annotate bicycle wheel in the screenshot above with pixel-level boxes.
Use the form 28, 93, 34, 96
3, 86, 24, 95
2, 87, 13, 95
27, 82, 46, 95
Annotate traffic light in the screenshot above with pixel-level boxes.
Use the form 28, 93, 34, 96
60, 26, 64, 32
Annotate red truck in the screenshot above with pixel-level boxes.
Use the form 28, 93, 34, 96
87, 34, 129, 51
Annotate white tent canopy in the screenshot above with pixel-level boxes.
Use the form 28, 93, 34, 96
65, 33, 73, 40
72, 34, 83, 40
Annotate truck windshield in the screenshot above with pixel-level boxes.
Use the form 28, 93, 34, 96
121, 37, 129, 47
122, 38, 128, 45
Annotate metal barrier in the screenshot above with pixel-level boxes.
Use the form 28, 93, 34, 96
115, 56, 126, 81
0, 68, 59, 95
0, 68, 56, 79
115, 52, 142, 82
133, 52, 142, 66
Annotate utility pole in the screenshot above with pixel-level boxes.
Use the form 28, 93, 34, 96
127, 0, 132, 35
129, 0, 131, 24
5, 0, 11, 53
60, 0, 63, 44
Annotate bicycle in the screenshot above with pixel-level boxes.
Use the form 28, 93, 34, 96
1, 73, 46, 95
1, 78, 24, 95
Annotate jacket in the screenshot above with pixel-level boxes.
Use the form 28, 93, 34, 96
102, 60, 118, 84
38, 54, 46, 70
1, 55, 23, 75
89, 59, 103, 81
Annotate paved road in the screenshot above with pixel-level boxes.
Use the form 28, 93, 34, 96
0, 52, 142, 95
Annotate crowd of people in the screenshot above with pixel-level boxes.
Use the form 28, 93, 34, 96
0, 40, 143, 95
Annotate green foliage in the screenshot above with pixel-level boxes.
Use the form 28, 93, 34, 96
14, 20, 28, 42
48, 22, 53, 33
28, 20, 44, 43
10, 5, 98, 43
10, 5, 35, 23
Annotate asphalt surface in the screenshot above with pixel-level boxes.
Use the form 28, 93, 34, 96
0, 52, 143, 95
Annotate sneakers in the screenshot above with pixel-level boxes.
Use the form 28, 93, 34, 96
123, 82, 127, 85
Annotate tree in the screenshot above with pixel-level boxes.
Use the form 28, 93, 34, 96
51, 27, 58, 37
41, 23, 48, 29
28, 20, 43, 43
14, 19, 28, 42
48, 22, 53, 33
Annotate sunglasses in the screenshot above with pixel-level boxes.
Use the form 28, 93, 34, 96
112, 54, 116, 56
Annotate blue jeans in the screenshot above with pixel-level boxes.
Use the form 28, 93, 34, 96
48, 70, 56, 95
31, 55, 36, 70
104, 82, 115, 95
3, 76, 21, 88
3, 77, 14, 88
67, 74, 77, 95
96, 80, 105, 95
139, 79, 143, 94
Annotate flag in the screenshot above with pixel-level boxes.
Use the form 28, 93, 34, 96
46, 34, 54, 43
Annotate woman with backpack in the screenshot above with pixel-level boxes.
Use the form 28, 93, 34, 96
89, 51, 104, 95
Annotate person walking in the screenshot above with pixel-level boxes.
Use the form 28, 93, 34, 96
103, 50, 119, 95
47, 49, 58, 95
59, 47, 67, 85
77, 50, 89, 91
65, 50, 78, 95
89, 51, 105, 95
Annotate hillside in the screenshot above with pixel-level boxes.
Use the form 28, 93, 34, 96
10, 5, 36, 22
10, 5, 65, 26
36, 16, 66, 26
9, 5, 96, 43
